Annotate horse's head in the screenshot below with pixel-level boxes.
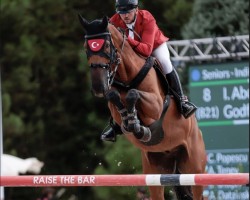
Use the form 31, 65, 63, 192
78, 14, 120, 98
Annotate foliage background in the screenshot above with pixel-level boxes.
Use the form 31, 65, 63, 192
0, 0, 248, 199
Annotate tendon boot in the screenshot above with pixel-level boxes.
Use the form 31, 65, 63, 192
166, 69, 197, 118
101, 120, 122, 142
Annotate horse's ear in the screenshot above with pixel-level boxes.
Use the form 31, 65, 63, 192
101, 16, 109, 30
78, 13, 89, 32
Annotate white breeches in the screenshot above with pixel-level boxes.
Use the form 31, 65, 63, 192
152, 42, 173, 75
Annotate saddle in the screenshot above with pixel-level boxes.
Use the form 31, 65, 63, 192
152, 57, 169, 95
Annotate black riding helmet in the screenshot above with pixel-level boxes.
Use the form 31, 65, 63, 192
115, 0, 138, 14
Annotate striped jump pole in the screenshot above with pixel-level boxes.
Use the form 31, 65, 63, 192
0, 173, 249, 187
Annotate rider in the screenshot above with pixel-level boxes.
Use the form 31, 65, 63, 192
101, 0, 197, 142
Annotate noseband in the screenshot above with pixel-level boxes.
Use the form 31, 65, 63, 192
85, 31, 125, 85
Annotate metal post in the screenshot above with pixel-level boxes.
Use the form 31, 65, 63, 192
0, 68, 4, 200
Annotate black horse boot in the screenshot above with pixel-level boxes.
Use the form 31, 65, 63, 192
166, 68, 197, 118
101, 121, 122, 142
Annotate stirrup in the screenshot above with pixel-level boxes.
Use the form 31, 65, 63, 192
181, 101, 197, 119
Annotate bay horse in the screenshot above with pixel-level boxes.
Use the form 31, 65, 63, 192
78, 15, 207, 200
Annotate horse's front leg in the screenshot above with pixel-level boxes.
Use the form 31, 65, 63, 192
105, 89, 128, 127
126, 89, 151, 142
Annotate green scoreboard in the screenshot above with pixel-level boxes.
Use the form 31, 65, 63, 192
189, 61, 249, 200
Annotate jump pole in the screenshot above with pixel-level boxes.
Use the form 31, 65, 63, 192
0, 173, 249, 187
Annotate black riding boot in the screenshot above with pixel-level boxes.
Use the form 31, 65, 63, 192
101, 121, 122, 142
166, 69, 197, 118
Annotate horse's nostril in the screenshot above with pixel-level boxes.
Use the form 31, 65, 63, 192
91, 88, 105, 98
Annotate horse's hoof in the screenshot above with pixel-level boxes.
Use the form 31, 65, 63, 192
105, 89, 120, 103
139, 127, 151, 142
126, 89, 140, 109
127, 122, 141, 133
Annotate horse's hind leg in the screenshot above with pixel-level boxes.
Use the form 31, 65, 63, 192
177, 158, 205, 200
125, 89, 151, 142
141, 152, 168, 200
173, 168, 193, 200
177, 129, 206, 200
173, 186, 193, 200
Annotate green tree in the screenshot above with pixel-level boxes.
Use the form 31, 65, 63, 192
141, 0, 195, 39
181, 0, 249, 39
1, 0, 195, 199
1, 0, 112, 199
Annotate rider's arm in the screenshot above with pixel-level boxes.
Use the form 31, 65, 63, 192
127, 18, 157, 57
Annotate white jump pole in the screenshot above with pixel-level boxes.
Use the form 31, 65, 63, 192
0, 173, 249, 187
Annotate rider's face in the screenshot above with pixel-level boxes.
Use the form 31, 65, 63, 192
119, 8, 137, 24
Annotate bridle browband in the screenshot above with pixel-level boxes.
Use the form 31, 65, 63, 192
84, 32, 111, 39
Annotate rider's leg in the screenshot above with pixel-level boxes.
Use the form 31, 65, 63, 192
166, 69, 197, 118
152, 43, 197, 118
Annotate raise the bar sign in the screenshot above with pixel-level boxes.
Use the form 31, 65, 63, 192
189, 61, 249, 200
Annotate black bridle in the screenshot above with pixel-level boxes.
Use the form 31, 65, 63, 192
84, 30, 126, 86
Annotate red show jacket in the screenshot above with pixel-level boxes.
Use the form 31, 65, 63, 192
109, 10, 169, 57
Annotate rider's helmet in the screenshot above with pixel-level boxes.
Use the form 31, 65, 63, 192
115, 0, 138, 14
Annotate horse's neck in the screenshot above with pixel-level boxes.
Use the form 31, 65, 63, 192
109, 24, 145, 82
119, 43, 145, 81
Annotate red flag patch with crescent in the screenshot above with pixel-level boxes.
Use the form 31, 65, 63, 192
87, 39, 105, 52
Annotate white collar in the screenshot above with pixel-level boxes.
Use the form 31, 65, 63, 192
126, 15, 137, 29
